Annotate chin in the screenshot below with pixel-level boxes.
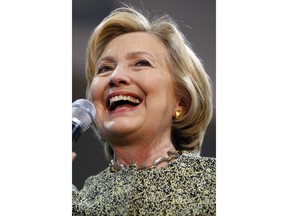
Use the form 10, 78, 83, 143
103, 120, 140, 136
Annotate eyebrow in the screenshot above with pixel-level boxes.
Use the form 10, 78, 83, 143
125, 51, 155, 60
95, 56, 115, 70
97, 56, 115, 63
97, 51, 157, 66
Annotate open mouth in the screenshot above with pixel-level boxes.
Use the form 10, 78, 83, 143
107, 94, 142, 111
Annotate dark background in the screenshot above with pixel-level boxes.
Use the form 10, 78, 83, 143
72, 0, 216, 189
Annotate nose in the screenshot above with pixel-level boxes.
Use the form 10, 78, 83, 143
108, 65, 131, 87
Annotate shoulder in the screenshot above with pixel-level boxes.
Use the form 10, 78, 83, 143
85, 168, 111, 185
180, 150, 215, 163
176, 151, 216, 174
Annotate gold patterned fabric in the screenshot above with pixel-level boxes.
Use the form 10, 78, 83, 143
72, 151, 216, 215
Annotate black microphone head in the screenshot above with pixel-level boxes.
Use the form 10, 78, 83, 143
72, 99, 96, 133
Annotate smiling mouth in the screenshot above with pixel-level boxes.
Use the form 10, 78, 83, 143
107, 95, 142, 111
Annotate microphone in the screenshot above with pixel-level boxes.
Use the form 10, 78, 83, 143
72, 99, 96, 143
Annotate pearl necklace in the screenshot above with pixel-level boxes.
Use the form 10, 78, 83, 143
109, 151, 181, 172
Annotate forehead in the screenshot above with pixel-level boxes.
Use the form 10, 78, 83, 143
100, 32, 168, 59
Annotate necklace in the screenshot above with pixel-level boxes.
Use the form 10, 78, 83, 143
109, 150, 181, 172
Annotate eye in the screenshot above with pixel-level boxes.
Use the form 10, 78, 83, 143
135, 59, 151, 67
97, 65, 113, 74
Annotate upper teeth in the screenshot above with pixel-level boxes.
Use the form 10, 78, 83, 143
109, 95, 141, 107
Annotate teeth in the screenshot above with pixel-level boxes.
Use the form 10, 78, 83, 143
109, 95, 141, 107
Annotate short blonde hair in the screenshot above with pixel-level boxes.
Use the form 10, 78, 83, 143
85, 7, 213, 160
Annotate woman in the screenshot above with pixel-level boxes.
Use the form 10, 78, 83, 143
73, 6, 215, 215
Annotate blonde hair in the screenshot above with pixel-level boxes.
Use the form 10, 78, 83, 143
85, 7, 213, 160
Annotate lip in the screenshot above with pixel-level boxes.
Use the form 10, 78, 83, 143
105, 91, 143, 112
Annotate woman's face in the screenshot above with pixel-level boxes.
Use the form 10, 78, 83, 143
90, 32, 180, 144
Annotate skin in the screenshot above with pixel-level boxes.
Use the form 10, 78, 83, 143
88, 32, 183, 167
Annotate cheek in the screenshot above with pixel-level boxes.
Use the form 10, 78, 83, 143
89, 79, 106, 129
143, 75, 176, 111
89, 78, 104, 102
151, 75, 175, 98
89, 78, 107, 117
156, 76, 178, 111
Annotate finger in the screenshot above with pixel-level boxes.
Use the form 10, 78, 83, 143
72, 152, 77, 161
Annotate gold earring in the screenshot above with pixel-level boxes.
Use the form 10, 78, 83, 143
175, 110, 183, 119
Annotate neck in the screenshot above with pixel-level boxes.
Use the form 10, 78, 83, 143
112, 139, 176, 169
